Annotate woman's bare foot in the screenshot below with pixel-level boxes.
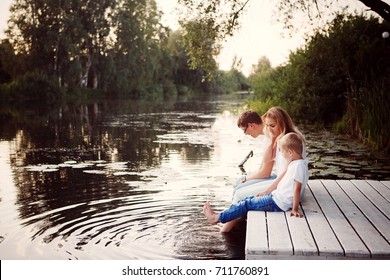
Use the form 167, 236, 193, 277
203, 201, 219, 225
220, 219, 240, 233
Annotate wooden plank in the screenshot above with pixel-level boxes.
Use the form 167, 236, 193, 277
245, 211, 268, 258
338, 180, 390, 243
381, 181, 390, 189
351, 180, 390, 219
301, 183, 344, 257
245, 180, 390, 260
368, 180, 390, 202
285, 204, 318, 257
267, 212, 293, 256
310, 180, 370, 258
324, 180, 390, 258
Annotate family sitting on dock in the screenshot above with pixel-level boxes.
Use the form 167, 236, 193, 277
203, 107, 309, 232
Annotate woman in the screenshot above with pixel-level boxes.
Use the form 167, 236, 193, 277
222, 107, 305, 232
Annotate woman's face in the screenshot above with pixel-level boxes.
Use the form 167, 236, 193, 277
264, 117, 282, 138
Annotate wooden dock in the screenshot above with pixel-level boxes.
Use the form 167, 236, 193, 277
245, 180, 390, 259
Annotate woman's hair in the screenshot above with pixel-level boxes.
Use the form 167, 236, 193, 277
262, 106, 305, 142
237, 110, 262, 128
278, 132, 304, 155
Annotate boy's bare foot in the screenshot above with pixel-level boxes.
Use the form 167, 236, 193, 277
203, 201, 219, 225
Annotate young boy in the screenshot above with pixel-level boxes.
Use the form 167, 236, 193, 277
203, 132, 308, 226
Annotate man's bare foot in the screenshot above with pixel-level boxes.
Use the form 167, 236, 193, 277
203, 201, 219, 225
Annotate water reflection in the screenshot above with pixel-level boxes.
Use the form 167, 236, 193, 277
304, 127, 390, 180
0, 96, 389, 260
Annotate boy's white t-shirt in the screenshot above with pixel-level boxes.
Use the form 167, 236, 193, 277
271, 159, 309, 211
274, 143, 307, 176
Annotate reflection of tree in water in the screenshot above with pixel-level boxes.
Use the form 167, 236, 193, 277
7, 99, 218, 247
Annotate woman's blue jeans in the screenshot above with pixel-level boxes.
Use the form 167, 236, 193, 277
218, 194, 283, 223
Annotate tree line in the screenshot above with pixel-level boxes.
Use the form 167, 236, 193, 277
0, 0, 246, 105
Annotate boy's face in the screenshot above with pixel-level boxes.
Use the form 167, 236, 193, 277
280, 147, 292, 160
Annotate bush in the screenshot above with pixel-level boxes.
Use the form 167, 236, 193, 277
7, 72, 63, 106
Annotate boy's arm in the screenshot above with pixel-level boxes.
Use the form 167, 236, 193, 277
257, 167, 287, 196
290, 180, 303, 217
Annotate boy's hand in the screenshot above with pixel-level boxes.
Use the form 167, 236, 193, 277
256, 191, 265, 197
290, 210, 304, 218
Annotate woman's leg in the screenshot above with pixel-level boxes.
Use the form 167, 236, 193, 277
220, 218, 241, 233
232, 178, 276, 204
233, 174, 277, 192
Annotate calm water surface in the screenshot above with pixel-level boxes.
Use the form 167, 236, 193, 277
1, 95, 389, 259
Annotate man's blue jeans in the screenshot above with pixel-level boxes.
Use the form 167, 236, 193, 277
218, 194, 283, 223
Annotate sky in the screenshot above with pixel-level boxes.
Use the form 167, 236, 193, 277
0, 0, 374, 76
158, 0, 306, 75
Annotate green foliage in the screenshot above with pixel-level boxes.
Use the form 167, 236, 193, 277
245, 97, 274, 116
179, 18, 219, 77
178, 0, 250, 76
205, 69, 250, 95
139, 84, 164, 103
248, 59, 281, 103
248, 13, 390, 151
178, 0, 390, 73
5, 72, 63, 109
1, 0, 241, 103
358, 76, 390, 150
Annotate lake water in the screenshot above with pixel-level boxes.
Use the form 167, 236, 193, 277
1, 95, 389, 260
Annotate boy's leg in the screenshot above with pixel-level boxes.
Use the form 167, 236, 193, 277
219, 194, 274, 223
203, 201, 219, 225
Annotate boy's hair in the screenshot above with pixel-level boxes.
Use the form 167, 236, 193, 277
237, 110, 262, 128
278, 132, 304, 155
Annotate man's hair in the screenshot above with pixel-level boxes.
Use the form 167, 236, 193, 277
237, 110, 262, 127
278, 132, 304, 155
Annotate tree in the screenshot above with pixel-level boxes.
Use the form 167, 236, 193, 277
110, 0, 170, 97
178, 0, 390, 71
5, 0, 176, 97
250, 56, 272, 76
6, 0, 116, 88
179, 18, 220, 77
165, 29, 214, 94
0, 40, 20, 83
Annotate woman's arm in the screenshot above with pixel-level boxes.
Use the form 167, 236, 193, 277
244, 141, 276, 182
